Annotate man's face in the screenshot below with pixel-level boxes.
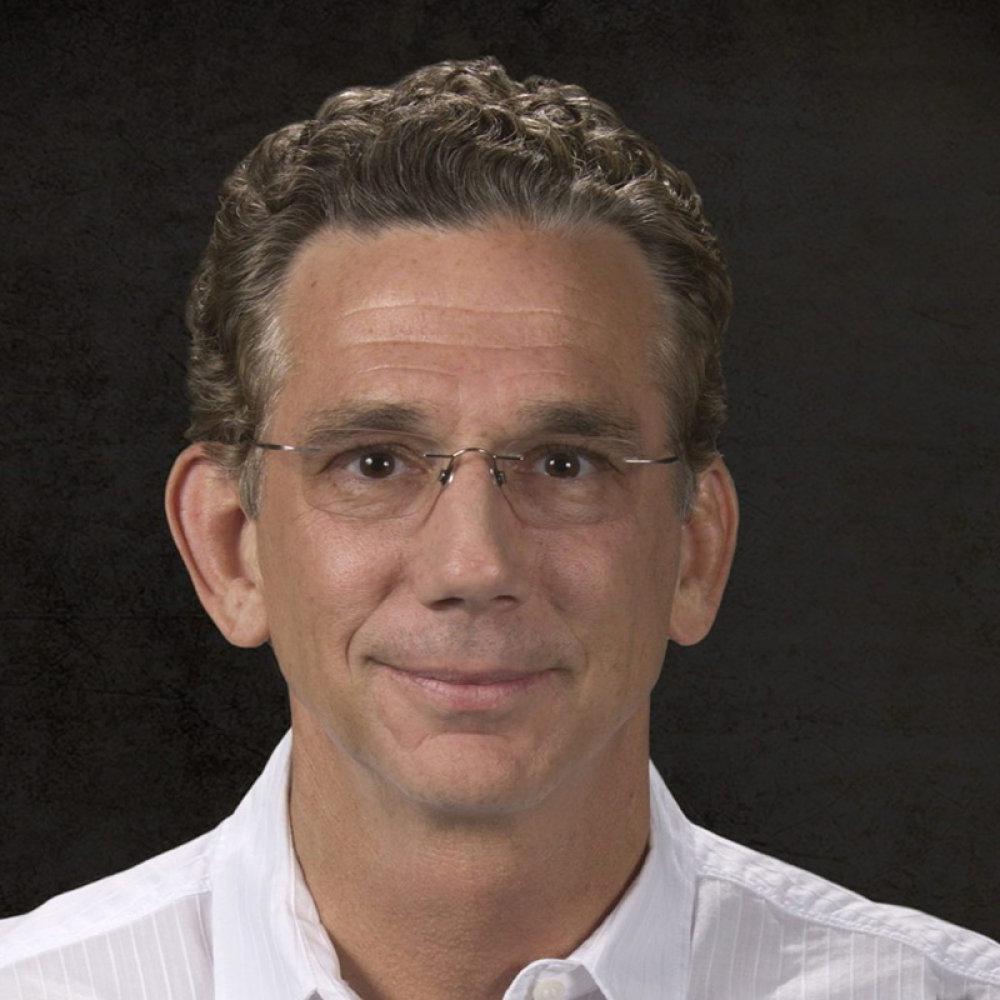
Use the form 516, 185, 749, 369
253, 222, 686, 815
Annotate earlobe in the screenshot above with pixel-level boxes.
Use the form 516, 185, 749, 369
668, 457, 739, 646
165, 444, 270, 648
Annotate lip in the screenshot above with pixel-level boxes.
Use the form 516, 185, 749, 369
377, 661, 558, 712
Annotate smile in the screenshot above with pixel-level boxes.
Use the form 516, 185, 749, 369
378, 662, 558, 712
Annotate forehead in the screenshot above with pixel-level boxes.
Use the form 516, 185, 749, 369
275, 222, 670, 436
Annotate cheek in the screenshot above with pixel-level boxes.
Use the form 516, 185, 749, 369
259, 510, 401, 681
543, 515, 677, 677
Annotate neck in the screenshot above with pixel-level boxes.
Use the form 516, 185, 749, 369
288, 704, 652, 1000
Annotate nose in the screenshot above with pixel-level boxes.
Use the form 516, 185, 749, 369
407, 450, 528, 612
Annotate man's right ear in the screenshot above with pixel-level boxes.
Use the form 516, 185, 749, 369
165, 444, 269, 648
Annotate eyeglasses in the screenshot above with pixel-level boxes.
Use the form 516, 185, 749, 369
252, 435, 678, 527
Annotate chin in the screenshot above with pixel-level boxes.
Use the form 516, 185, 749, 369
382, 732, 567, 818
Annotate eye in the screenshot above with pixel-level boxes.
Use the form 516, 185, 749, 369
542, 450, 582, 478
528, 446, 604, 479
322, 442, 421, 481
355, 449, 397, 479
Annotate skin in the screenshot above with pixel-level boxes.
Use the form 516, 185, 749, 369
167, 221, 738, 1000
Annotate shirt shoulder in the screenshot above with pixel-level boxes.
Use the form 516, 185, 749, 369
0, 828, 217, 999
689, 824, 1000, 998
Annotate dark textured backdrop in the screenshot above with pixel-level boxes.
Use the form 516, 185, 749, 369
2, 0, 998, 941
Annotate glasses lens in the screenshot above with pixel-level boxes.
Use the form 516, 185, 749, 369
500, 445, 632, 526
297, 443, 429, 520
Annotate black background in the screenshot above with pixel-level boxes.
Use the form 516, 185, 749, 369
2, 0, 998, 942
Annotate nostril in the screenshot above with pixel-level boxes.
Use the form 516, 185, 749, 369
430, 592, 518, 612
431, 596, 464, 610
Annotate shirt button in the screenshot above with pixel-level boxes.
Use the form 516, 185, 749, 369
532, 979, 568, 1000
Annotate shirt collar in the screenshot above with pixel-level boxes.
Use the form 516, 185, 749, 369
209, 732, 696, 1000
565, 760, 697, 1000
210, 730, 341, 1000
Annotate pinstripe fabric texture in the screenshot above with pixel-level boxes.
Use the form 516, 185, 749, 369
2, 731, 998, 999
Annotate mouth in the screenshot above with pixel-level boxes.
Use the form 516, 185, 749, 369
374, 660, 559, 712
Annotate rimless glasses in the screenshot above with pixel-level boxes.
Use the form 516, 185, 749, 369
253, 432, 678, 528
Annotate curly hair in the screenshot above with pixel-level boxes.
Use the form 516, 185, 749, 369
184, 56, 732, 515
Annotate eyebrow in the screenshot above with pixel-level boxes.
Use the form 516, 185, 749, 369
302, 403, 435, 447
300, 399, 642, 448
515, 400, 641, 445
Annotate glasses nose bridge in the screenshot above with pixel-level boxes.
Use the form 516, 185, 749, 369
433, 447, 510, 488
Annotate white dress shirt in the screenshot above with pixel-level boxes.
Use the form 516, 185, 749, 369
2, 730, 998, 999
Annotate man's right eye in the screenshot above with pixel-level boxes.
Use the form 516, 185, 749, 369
309, 438, 428, 483
354, 449, 397, 479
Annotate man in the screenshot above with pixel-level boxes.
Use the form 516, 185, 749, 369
2, 56, 997, 1000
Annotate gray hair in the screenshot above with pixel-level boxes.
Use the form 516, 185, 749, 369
184, 56, 732, 515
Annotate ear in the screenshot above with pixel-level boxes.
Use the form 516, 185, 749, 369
165, 443, 269, 648
668, 456, 739, 646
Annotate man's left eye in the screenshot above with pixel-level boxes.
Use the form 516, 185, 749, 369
529, 448, 603, 479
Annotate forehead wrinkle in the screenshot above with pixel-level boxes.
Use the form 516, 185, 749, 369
337, 363, 463, 375
328, 303, 618, 331
329, 339, 581, 354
